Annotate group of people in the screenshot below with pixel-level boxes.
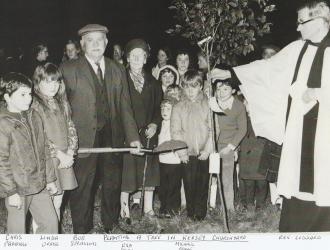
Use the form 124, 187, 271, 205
0, 0, 330, 234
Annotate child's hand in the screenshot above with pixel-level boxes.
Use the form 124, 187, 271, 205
58, 163, 68, 169
67, 149, 75, 156
198, 150, 210, 160
8, 193, 22, 210
46, 182, 58, 195
57, 150, 74, 168
177, 149, 188, 163
145, 123, 157, 139
179, 154, 189, 164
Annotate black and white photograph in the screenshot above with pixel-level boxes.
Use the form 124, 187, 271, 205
0, 0, 330, 240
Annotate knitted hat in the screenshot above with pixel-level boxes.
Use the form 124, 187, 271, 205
125, 38, 150, 57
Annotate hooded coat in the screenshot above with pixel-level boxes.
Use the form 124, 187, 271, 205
0, 108, 56, 198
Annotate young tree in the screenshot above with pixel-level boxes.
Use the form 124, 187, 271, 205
166, 0, 275, 67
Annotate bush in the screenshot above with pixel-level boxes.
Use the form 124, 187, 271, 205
166, 0, 275, 66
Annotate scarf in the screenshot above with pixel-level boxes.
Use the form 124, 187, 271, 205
129, 70, 145, 93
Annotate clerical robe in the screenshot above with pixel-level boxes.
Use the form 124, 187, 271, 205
232, 39, 330, 207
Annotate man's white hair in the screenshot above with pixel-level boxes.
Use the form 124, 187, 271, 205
299, 1, 330, 25
80, 33, 107, 52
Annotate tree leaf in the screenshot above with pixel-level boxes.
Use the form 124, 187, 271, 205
168, 5, 177, 10
165, 28, 175, 34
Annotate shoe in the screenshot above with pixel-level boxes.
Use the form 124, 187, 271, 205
131, 203, 140, 210
275, 203, 282, 211
255, 204, 263, 212
187, 214, 195, 220
144, 210, 156, 218
246, 204, 255, 212
157, 211, 166, 218
122, 217, 132, 225
240, 204, 248, 212
104, 225, 114, 234
193, 215, 205, 221
164, 212, 172, 218
158, 211, 172, 219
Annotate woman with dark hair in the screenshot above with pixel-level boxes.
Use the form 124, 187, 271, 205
27, 43, 49, 77
33, 44, 49, 63
197, 50, 208, 73
62, 39, 81, 62
152, 46, 172, 79
112, 43, 125, 65
175, 49, 190, 85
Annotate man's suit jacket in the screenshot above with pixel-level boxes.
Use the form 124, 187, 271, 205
60, 56, 139, 157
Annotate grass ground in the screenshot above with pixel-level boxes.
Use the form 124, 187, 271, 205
0, 190, 280, 234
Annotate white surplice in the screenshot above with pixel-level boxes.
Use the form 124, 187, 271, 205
233, 40, 330, 206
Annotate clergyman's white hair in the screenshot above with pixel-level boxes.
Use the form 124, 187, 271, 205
298, 1, 330, 25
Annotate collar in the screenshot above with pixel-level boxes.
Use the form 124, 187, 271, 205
217, 96, 234, 110
306, 39, 321, 46
305, 30, 330, 47
0, 106, 29, 122
85, 55, 105, 77
162, 85, 167, 93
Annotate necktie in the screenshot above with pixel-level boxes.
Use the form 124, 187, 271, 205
95, 62, 103, 85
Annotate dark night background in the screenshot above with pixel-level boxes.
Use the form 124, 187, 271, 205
0, 0, 300, 65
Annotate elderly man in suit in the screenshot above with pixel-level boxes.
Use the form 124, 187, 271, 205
60, 24, 141, 233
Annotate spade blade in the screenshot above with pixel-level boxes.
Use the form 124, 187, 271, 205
153, 140, 188, 153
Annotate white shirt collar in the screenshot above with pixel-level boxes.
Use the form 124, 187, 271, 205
217, 96, 234, 110
162, 85, 167, 93
85, 55, 105, 77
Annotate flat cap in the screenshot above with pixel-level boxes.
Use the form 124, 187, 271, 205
78, 24, 108, 36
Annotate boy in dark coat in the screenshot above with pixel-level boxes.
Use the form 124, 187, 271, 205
0, 73, 58, 233
239, 99, 268, 211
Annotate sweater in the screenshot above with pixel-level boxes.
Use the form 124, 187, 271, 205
158, 120, 181, 164
171, 91, 212, 156
216, 97, 247, 148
